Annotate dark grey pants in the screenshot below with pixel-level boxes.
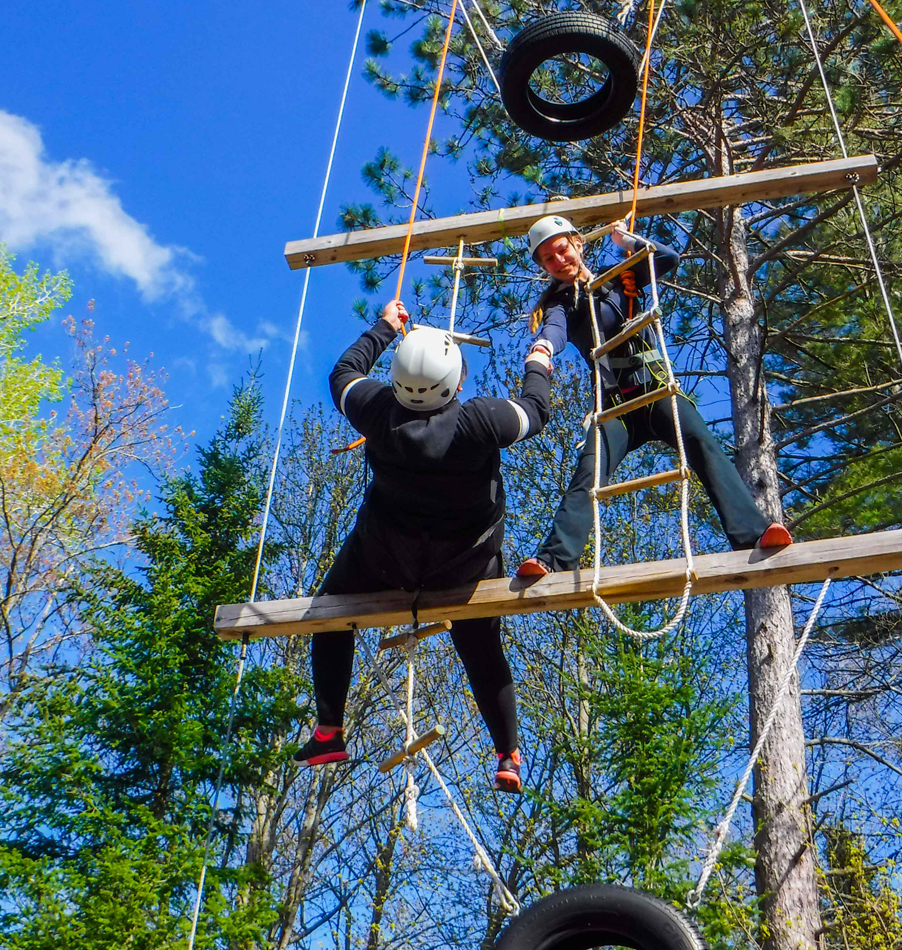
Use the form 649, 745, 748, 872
538, 392, 770, 572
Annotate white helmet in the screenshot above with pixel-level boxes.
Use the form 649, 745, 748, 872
527, 214, 580, 262
391, 326, 463, 412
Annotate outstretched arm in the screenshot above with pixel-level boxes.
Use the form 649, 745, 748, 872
463, 353, 552, 448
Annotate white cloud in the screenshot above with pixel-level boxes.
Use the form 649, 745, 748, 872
0, 109, 288, 359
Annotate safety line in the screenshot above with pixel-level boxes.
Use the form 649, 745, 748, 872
356, 632, 520, 916
629, 0, 658, 224
459, 0, 502, 95
187, 637, 250, 950
686, 575, 833, 908
187, 7, 369, 947
394, 0, 461, 314
249, 0, 369, 602
467, 0, 504, 50
863, 0, 902, 44
797, 0, 902, 372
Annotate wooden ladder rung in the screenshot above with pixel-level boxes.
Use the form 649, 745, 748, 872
423, 255, 498, 267
450, 331, 491, 348
592, 467, 687, 500
593, 383, 677, 426
379, 725, 447, 773
379, 619, 452, 651
588, 247, 651, 292
591, 309, 658, 360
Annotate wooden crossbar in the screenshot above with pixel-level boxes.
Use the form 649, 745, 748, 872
589, 248, 651, 291
592, 467, 686, 500
423, 256, 498, 267
593, 383, 677, 425
214, 530, 902, 640
284, 155, 878, 269
379, 725, 447, 773
591, 310, 659, 360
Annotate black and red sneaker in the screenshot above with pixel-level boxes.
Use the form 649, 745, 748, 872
494, 749, 522, 793
294, 728, 349, 766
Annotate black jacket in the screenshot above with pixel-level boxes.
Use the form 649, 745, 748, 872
329, 320, 551, 585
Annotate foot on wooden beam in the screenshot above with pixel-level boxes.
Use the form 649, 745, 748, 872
379, 725, 447, 773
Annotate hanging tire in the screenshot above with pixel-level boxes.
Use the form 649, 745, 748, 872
493, 884, 708, 950
499, 12, 641, 142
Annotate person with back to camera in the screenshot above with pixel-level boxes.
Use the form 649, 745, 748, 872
295, 299, 552, 793
516, 214, 792, 579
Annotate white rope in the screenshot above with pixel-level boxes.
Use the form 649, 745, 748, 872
447, 239, 466, 335
686, 576, 833, 908
466, 0, 504, 50
248, 0, 369, 602
187, 637, 250, 950
187, 8, 368, 946
458, 0, 502, 95
588, 246, 696, 641
404, 636, 420, 831
796, 0, 902, 372
356, 631, 520, 916
638, 0, 669, 75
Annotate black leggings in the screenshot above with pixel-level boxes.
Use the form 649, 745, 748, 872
311, 533, 518, 755
538, 392, 771, 572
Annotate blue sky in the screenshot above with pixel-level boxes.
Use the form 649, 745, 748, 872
1, 0, 479, 450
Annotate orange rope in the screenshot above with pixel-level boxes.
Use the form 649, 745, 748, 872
331, 435, 367, 455
863, 0, 902, 44
394, 0, 460, 334
620, 269, 640, 320
628, 0, 657, 227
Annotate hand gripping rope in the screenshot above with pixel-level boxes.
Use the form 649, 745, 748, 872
586, 245, 696, 642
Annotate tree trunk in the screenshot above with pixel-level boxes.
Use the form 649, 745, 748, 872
717, 203, 823, 950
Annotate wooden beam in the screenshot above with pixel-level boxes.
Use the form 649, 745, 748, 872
214, 529, 902, 641
284, 155, 878, 269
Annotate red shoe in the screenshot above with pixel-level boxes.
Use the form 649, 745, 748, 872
494, 750, 522, 794
516, 557, 551, 578
757, 523, 793, 549
294, 727, 349, 766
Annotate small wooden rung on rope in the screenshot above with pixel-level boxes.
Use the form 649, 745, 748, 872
379, 725, 447, 773
423, 255, 499, 267
379, 620, 452, 650
592, 309, 658, 360
581, 221, 617, 243
593, 383, 678, 426
589, 247, 651, 292
450, 331, 491, 348
592, 467, 687, 500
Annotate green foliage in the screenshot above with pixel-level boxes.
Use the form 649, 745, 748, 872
0, 378, 295, 945
0, 244, 70, 446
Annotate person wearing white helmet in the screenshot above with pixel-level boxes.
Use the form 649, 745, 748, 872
516, 214, 793, 578
295, 299, 552, 793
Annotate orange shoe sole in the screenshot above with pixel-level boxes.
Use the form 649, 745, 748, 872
516, 558, 550, 578
758, 523, 793, 548
494, 770, 522, 793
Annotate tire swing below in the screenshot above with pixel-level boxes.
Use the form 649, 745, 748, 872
492, 884, 708, 950
499, 12, 641, 142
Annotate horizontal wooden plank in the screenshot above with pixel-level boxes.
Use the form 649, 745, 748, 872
592, 467, 685, 500
284, 155, 879, 269
214, 529, 902, 640
593, 383, 676, 425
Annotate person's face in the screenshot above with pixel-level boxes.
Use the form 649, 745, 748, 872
537, 234, 584, 284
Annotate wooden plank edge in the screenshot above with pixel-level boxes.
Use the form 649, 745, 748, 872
214, 529, 902, 640
284, 155, 879, 269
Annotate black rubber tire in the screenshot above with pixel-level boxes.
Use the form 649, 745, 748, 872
499, 12, 641, 142
493, 884, 709, 950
